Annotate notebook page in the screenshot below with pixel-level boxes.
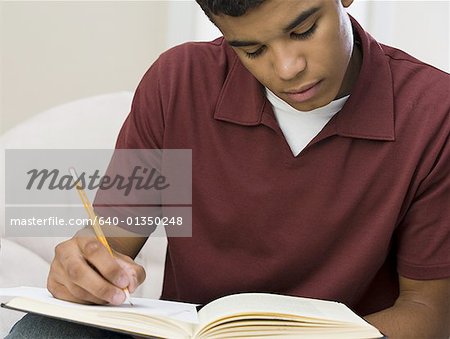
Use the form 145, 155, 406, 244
198, 293, 368, 327
0, 286, 199, 324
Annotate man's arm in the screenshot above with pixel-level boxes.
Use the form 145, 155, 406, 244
365, 275, 450, 338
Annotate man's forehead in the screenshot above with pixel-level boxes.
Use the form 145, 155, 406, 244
213, 0, 325, 42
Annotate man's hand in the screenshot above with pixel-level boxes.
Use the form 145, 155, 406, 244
47, 229, 146, 305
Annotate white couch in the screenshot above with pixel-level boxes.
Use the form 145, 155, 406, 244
0, 92, 167, 337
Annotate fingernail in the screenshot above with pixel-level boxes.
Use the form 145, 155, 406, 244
128, 277, 138, 293
111, 291, 125, 305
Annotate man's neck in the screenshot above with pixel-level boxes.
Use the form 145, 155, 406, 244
337, 39, 363, 99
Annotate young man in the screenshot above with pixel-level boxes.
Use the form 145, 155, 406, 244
7, 0, 449, 338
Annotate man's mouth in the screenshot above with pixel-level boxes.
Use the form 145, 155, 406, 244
283, 80, 322, 103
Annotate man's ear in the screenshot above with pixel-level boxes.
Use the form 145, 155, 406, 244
341, 0, 354, 8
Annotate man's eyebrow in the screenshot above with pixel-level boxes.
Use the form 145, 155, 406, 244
283, 6, 320, 33
227, 6, 321, 48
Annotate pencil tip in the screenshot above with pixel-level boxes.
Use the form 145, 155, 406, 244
124, 288, 133, 306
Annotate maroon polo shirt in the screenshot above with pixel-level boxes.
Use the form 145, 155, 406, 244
115, 17, 449, 315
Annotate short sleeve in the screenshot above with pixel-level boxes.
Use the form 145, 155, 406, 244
116, 58, 165, 150
93, 59, 166, 236
396, 132, 450, 279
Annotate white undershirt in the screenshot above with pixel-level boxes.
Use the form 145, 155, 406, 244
266, 88, 349, 156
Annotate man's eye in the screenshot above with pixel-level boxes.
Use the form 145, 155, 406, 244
291, 22, 318, 40
245, 46, 266, 59
242, 21, 318, 59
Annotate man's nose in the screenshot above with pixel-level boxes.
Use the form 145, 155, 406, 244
272, 46, 306, 81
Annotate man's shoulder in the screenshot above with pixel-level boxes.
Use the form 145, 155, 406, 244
157, 37, 236, 74
381, 43, 449, 90
380, 44, 449, 121
162, 37, 228, 58
378, 44, 449, 148
139, 37, 238, 91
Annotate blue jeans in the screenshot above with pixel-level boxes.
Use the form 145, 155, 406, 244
6, 313, 135, 339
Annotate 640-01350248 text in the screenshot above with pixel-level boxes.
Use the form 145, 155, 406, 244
8, 216, 184, 227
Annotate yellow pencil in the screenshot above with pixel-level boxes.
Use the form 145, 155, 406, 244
69, 167, 133, 305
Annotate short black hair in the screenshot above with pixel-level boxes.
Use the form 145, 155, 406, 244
195, 0, 266, 18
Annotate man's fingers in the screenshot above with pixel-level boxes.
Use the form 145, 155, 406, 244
78, 237, 147, 293
77, 238, 130, 289
48, 260, 107, 305
115, 256, 146, 293
51, 233, 144, 305
58, 249, 127, 305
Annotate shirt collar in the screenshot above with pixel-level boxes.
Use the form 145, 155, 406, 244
214, 55, 270, 126
214, 16, 395, 142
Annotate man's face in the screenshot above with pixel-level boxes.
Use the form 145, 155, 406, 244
213, 0, 360, 111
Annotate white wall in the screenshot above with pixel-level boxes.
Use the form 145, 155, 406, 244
0, 1, 169, 134
360, 1, 449, 72
166, 0, 221, 48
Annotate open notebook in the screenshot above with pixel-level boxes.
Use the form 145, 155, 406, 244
1, 287, 384, 338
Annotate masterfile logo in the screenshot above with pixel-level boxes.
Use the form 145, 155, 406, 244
25, 166, 170, 196
4, 149, 192, 238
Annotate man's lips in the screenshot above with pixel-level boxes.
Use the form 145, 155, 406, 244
283, 80, 322, 103
284, 80, 321, 94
